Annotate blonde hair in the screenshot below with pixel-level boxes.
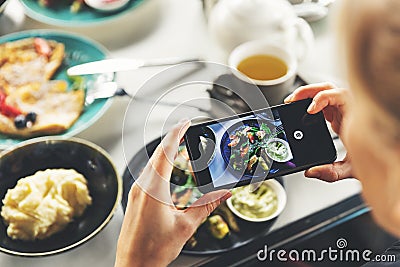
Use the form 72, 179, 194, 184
340, 0, 400, 121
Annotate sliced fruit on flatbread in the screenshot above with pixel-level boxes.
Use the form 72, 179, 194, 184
0, 37, 65, 95
0, 81, 84, 137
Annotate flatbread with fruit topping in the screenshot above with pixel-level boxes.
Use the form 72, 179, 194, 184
0, 37, 84, 137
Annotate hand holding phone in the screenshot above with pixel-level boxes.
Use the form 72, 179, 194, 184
184, 99, 337, 192
285, 84, 353, 182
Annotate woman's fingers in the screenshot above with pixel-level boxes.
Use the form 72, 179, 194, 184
284, 83, 349, 116
307, 88, 348, 114
305, 157, 353, 182
184, 190, 232, 228
149, 119, 191, 181
284, 82, 337, 103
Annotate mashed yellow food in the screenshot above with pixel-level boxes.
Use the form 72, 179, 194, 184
1, 169, 92, 241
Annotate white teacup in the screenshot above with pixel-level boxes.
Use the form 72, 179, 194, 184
209, 0, 314, 60
229, 41, 298, 106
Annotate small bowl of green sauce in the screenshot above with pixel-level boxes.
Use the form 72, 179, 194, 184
226, 179, 287, 222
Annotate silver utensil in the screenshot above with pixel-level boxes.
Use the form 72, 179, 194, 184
288, 0, 334, 22
67, 57, 203, 76
292, 2, 329, 22
289, 0, 335, 7
85, 82, 210, 113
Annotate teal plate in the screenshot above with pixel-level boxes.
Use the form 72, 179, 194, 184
0, 30, 113, 149
19, 0, 145, 27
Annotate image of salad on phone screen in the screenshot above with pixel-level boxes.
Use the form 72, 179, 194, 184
203, 110, 296, 187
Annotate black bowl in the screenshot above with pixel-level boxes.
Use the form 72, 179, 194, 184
0, 137, 122, 257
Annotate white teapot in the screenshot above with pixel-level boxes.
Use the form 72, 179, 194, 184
208, 0, 314, 61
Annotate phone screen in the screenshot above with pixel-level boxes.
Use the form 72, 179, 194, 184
184, 99, 337, 191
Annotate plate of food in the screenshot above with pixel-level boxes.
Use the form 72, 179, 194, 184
122, 137, 284, 255
19, 0, 146, 27
220, 119, 274, 178
220, 119, 293, 178
0, 30, 113, 149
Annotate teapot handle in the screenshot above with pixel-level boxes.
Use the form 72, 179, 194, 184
294, 17, 314, 62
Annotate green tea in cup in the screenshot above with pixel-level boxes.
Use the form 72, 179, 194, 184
237, 54, 288, 81
229, 41, 298, 105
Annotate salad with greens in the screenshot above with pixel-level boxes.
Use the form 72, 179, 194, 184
227, 122, 288, 174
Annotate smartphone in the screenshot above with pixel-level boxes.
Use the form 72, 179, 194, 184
184, 98, 337, 192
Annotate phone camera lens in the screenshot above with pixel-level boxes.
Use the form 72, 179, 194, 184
294, 130, 304, 140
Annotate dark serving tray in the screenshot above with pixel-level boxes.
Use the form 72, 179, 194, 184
121, 137, 284, 255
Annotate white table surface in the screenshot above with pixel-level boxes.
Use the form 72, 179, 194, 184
0, 0, 361, 266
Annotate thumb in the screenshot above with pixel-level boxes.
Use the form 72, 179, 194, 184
184, 190, 232, 227
305, 158, 353, 182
